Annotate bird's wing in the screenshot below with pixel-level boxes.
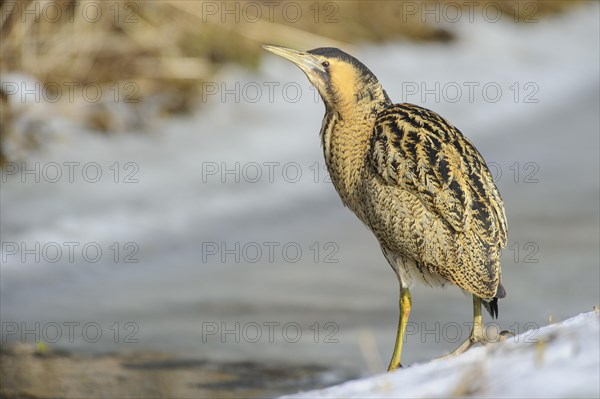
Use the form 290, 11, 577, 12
369, 103, 507, 247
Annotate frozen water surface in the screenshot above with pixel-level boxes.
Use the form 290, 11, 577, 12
1, 2, 599, 388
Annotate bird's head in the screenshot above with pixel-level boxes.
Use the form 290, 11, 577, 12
262, 45, 391, 114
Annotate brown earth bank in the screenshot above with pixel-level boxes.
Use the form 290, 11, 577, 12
0, 0, 584, 162
0, 344, 355, 399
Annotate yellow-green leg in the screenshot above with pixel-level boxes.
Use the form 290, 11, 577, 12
446, 295, 485, 356
438, 295, 513, 360
388, 288, 411, 371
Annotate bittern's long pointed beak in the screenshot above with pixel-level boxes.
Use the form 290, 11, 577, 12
261, 45, 326, 75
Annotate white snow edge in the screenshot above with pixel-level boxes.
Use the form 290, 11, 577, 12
284, 311, 600, 398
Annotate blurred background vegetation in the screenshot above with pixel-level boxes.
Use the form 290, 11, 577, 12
0, 0, 580, 162
0, 2, 596, 397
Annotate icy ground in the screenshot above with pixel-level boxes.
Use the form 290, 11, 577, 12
284, 311, 600, 398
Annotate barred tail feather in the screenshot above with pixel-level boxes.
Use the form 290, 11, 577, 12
482, 283, 505, 319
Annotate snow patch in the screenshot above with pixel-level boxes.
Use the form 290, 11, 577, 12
284, 312, 600, 398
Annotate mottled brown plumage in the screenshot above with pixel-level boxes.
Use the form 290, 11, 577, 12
262, 45, 508, 369
368, 103, 507, 298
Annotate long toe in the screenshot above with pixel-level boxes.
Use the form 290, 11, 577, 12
498, 329, 515, 340
438, 337, 476, 359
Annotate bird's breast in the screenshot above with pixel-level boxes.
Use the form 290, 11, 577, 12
320, 111, 376, 220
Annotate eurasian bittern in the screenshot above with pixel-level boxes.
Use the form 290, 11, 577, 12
262, 45, 508, 370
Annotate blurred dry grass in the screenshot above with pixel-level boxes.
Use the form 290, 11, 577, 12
0, 0, 451, 110
0, 0, 583, 162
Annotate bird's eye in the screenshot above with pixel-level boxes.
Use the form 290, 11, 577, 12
321, 61, 330, 68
